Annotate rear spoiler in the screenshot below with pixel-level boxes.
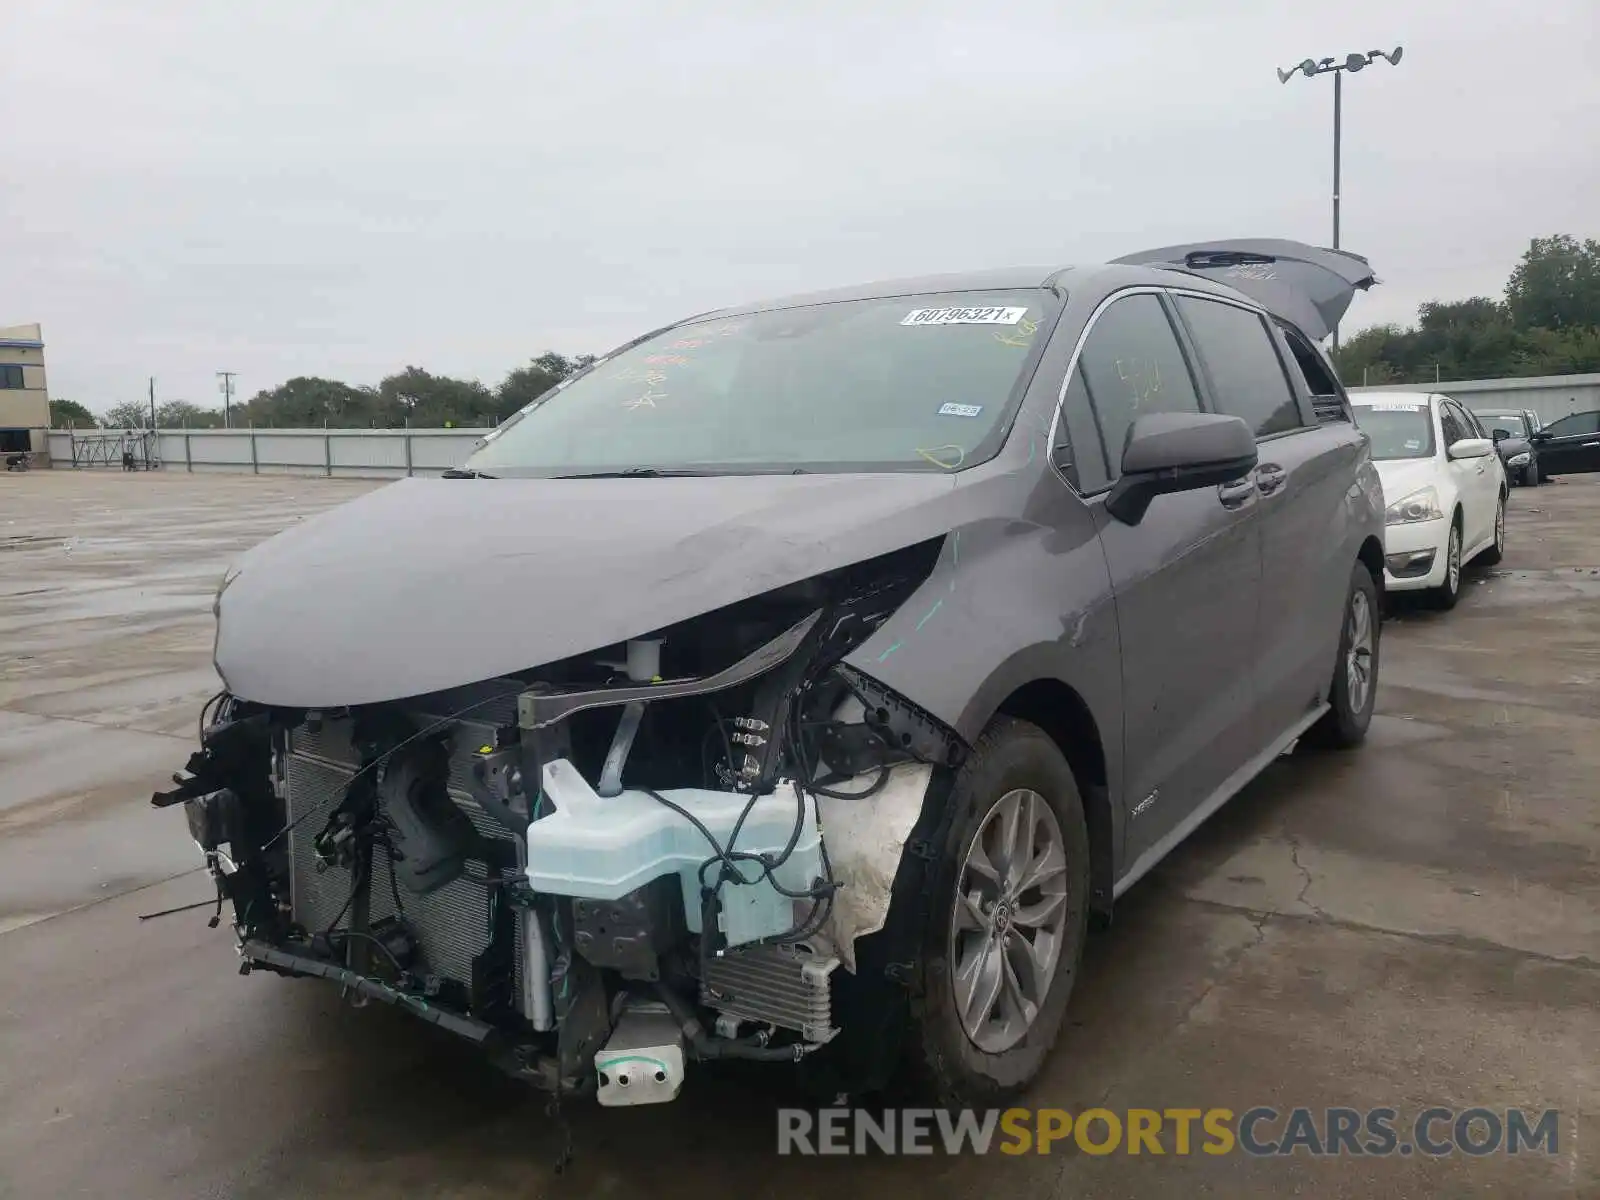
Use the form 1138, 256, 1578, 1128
1113, 238, 1377, 342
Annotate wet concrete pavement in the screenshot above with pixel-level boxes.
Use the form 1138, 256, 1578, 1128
0, 473, 378, 936
1, 469, 1596, 1198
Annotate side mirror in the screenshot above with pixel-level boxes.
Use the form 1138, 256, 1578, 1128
1105, 412, 1258, 526
1491, 429, 1507, 443
1447, 437, 1494, 461
1530, 430, 1551, 444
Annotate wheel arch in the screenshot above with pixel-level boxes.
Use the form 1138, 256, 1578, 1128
992, 678, 1115, 917
1357, 534, 1385, 593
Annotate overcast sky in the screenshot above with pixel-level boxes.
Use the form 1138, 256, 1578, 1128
5, 1, 1597, 410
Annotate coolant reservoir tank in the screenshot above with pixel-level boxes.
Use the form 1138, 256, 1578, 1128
626, 638, 663, 682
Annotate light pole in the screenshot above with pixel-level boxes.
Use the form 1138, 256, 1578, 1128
1277, 46, 1403, 350
217, 371, 236, 428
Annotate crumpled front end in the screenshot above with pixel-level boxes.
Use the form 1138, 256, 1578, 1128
156, 539, 966, 1104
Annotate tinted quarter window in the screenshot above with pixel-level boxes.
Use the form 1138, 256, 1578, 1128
1076, 294, 1201, 477
1281, 325, 1339, 396
1440, 403, 1469, 446
1545, 410, 1600, 437
1053, 364, 1111, 493
1176, 296, 1302, 437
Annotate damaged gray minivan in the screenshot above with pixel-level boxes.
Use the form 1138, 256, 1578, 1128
158, 239, 1386, 1107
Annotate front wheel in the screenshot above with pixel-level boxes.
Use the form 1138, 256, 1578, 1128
1430, 519, 1463, 610
1305, 561, 1381, 749
906, 717, 1090, 1106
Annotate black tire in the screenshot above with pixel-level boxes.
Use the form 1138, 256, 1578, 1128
1479, 492, 1506, 567
1305, 560, 1382, 749
1531, 459, 1544, 485
1430, 514, 1464, 610
905, 717, 1090, 1106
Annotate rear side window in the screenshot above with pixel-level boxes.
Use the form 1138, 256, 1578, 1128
1277, 321, 1347, 423
1070, 294, 1201, 481
1176, 297, 1303, 437
1281, 328, 1340, 397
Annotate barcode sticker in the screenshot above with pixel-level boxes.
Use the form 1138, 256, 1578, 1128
902, 306, 1027, 326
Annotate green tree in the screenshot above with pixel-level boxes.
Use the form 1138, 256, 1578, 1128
102, 400, 151, 429
240, 377, 379, 428
1505, 235, 1600, 331
156, 400, 225, 428
1336, 233, 1600, 384
49, 399, 97, 428
377, 367, 496, 427
495, 351, 595, 421
1332, 324, 1409, 386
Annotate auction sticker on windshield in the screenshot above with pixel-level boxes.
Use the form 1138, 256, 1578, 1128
1364, 402, 1425, 412
902, 306, 1028, 326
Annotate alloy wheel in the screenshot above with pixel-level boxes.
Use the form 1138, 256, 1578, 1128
1346, 589, 1375, 715
1495, 500, 1505, 554
1447, 526, 1461, 593
949, 788, 1069, 1053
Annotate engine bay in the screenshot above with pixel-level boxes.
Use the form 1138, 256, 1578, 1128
156, 538, 966, 1103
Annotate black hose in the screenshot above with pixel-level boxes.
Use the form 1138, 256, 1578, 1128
654, 982, 812, 1063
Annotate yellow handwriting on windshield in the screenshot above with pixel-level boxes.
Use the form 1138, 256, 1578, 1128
916, 444, 966, 470
993, 316, 1039, 349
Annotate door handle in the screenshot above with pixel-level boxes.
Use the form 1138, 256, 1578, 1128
1217, 477, 1257, 509
1583, 441, 1600, 448
1255, 464, 1286, 496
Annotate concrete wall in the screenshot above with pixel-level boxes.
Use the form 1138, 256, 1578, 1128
0, 322, 49, 453
45, 426, 490, 478
1349, 372, 1600, 427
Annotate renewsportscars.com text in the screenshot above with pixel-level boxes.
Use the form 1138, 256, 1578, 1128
777, 1106, 1561, 1157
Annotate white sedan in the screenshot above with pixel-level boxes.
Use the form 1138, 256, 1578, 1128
1350, 391, 1507, 609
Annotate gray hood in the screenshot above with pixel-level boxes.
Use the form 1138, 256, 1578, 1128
214, 472, 965, 707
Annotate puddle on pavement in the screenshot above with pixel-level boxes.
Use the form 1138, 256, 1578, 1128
0, 534, 61, 552
1468, 567, 1600, 606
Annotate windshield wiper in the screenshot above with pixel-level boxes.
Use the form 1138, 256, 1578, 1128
441, 468, 497, 479
554, 467, 712, 479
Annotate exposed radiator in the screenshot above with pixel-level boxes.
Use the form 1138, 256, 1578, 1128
701, 942, 839, 1043
283, 715, 524, 1005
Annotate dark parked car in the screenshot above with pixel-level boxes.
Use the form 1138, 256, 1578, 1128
1471, 407, 1544, 485
157, 239, 1386, 1108
1531, 409, 1600, 478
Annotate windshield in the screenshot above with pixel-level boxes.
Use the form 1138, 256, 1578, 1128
465, 290, 1056, 476
1479, 412, 1530, 439
1352, 401, 1437, 461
